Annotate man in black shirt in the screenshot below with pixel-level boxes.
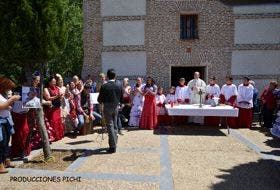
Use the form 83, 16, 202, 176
98, 69, 123, 153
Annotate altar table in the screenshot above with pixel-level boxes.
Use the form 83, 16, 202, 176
165, 104, 239, 134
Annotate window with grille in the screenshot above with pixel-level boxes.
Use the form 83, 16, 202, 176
180, 14, 198, 40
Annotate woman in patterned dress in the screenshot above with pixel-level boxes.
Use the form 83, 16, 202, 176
129, 78, 144, 127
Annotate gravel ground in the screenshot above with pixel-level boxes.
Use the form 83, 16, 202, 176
78, 152, 160, 176
17, 150, 83, 171
1, 125, 279, 189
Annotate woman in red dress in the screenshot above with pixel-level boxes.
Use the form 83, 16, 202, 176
11, 84, 31, 158
43, 76, 64, 141
140, 77, 158, 130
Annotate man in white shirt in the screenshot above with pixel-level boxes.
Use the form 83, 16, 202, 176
237, 77, 254, 128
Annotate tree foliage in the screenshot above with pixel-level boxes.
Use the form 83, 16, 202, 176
0, 0, 83, 83
48, 0, 83, 77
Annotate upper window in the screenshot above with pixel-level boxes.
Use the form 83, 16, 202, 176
180, 14, 198, 40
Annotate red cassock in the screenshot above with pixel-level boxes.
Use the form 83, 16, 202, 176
204, 116, 220, 126
11, 112, 31, 158
140, 94, 158, 130
205, 95, 220, 126
156, 103, 167, 125
219, 94, 237, 128
173, 98, 189, 125
237, 108, 252, 128
174, 86, 190, 125
236, 84, 254, 128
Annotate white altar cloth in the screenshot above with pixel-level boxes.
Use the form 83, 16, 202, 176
165, 104, 239, 117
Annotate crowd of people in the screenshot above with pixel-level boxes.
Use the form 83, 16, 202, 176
0, 69, 279, 173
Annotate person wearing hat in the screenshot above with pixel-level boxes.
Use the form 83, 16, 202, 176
236, 77, 254, 128
205, 77, 221, 126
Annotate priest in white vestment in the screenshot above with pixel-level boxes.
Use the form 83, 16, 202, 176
187, 72, 207, 124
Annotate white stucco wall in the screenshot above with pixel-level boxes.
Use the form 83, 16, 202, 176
101, 0, 146, 16
103, 21, 145, 46
233, 4, 280, 15
231, 50, 280, 75
234, 18, 280, 44
102, 51, 147, 76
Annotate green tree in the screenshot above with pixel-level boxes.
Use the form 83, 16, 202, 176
0, 0, 83, 82
0, 0, 70, 160
48, 0, 83, 77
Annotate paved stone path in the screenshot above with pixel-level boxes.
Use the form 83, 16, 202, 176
1, 125, 280, 190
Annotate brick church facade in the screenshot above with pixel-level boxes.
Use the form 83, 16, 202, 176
82, 0, 280, 91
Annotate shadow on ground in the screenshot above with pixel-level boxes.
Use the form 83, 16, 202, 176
264, 138, 280, 149
66, 140, 93, 145
82, 148, 112, 156
153, 125, 226, 136
211, 159, 280, 190
249, 125, 280, 157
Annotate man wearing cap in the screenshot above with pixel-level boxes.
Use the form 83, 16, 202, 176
237, 77, 254, 128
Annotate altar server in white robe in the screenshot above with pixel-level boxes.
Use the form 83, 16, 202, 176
187, 72, 207, 124
175, 78, 190, 104
156, 87, 169, 125
205, 76, 220, 105
166, 86, 176, 104
220, 76, 238, 128
156, 87, 167, 115
237, 77, 254, 128
220, 76, 238, 106
205, 77, 221, 126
